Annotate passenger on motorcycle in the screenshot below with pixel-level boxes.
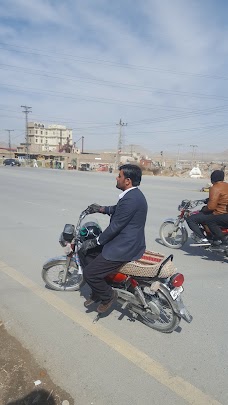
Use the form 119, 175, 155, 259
78, 164, 148, 314
186, 170, 228, 246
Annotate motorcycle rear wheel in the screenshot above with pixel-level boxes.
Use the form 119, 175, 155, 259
159, 221, 188, 249
42, 259, 83, 291
139, 289, 180, 333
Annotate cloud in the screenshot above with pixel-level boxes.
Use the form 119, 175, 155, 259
0, 0, 228, 153
0, 0, 70, 25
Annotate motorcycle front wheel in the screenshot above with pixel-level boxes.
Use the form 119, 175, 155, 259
139, 289, 180, 333
42, 258, 83, 291
159, 221, 188, 249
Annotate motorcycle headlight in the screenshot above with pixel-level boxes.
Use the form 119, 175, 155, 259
59, 232, 67, 247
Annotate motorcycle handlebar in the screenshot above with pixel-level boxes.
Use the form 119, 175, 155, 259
191, 199, 206, 206
179, 199, 206, 210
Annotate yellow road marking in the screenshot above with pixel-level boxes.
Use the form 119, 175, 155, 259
0, 260, 221, 405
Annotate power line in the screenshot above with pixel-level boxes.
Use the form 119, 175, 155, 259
1, 63, 228, 101
132, 122, 228, 134
1, 104, 228, 135
2, 83, 228, 124
0, 82, 198, 112
1, 42, 228, 81
1, 104, 228, 142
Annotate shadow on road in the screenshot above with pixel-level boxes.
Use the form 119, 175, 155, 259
155, 238, 228, 264
80, 282, 183, 333
6, 389, 56, 405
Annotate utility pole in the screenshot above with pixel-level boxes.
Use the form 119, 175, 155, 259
5, 129, 14, 158
115, 119, 127, 169
190, 144, 198, 166
74, 136, 84, 153
160, 151, 164, 167
176, 143, 183, 166
129, 144, 134, 157
21, 105, 32, 161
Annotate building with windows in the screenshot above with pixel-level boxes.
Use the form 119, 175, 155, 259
26, 122, 73, 153
17, 122, 75, 154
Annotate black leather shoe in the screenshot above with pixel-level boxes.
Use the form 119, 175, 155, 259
84, 295, 100, 308
97, 290, 118, 314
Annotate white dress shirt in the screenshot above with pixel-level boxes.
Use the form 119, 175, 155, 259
118, 187, 137, 199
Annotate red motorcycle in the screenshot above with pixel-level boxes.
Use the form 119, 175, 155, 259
42, 208, 192, 333
159, 199, 228, 256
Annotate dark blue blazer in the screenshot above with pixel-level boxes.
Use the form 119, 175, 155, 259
98, 188, 148, 261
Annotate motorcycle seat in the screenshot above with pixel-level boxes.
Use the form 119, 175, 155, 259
119, 250, 176, 278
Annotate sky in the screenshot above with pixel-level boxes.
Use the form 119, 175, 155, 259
0, 0, 228, 155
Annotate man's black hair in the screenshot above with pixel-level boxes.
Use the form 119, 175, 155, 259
119, 164, 142, 186
210, 170, 224, 183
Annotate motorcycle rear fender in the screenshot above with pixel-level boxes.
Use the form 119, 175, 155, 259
43, 255, 70, 270
158, 283, 193, 323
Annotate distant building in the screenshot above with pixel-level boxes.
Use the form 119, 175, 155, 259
0, 146, 17, 158
19, 122, 74, 153
140, 158, 152, 169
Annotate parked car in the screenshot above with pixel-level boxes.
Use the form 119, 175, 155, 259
3, 158, 21, 166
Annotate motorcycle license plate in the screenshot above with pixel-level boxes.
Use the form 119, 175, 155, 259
170, 286, 184, 300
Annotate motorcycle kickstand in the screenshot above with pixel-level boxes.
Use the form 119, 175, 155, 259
93, 301, 129, 323
93, 314, 101, 324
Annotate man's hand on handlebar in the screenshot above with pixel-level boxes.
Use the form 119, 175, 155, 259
200, 205, 208, 212
87, 203, 105, 214
200, 198, 210, 212
79, 238, 98, 255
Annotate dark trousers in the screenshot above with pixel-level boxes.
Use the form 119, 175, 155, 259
205, 214, 228, 240
187, 212, 228, 240
79, 248, 125, 303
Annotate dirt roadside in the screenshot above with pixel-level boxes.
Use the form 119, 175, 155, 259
0, 321, 74, 405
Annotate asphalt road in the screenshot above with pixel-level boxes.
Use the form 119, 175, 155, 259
0, 167, 227, 405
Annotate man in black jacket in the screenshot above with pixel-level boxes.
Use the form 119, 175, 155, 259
79, 164, 148, 314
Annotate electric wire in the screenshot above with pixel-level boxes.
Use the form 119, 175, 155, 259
1, 42, 228, 81
0, 63, 227, 101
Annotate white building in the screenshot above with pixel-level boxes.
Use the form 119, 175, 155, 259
27, 122, 73, 152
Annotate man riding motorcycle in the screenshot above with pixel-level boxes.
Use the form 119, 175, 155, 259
78, 164, 148, 314
187, 170, 228, 246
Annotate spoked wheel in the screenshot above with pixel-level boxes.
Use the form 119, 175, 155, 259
139, 289, 180, 333
42, 259, 83, 291
159, 221, 187, 249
